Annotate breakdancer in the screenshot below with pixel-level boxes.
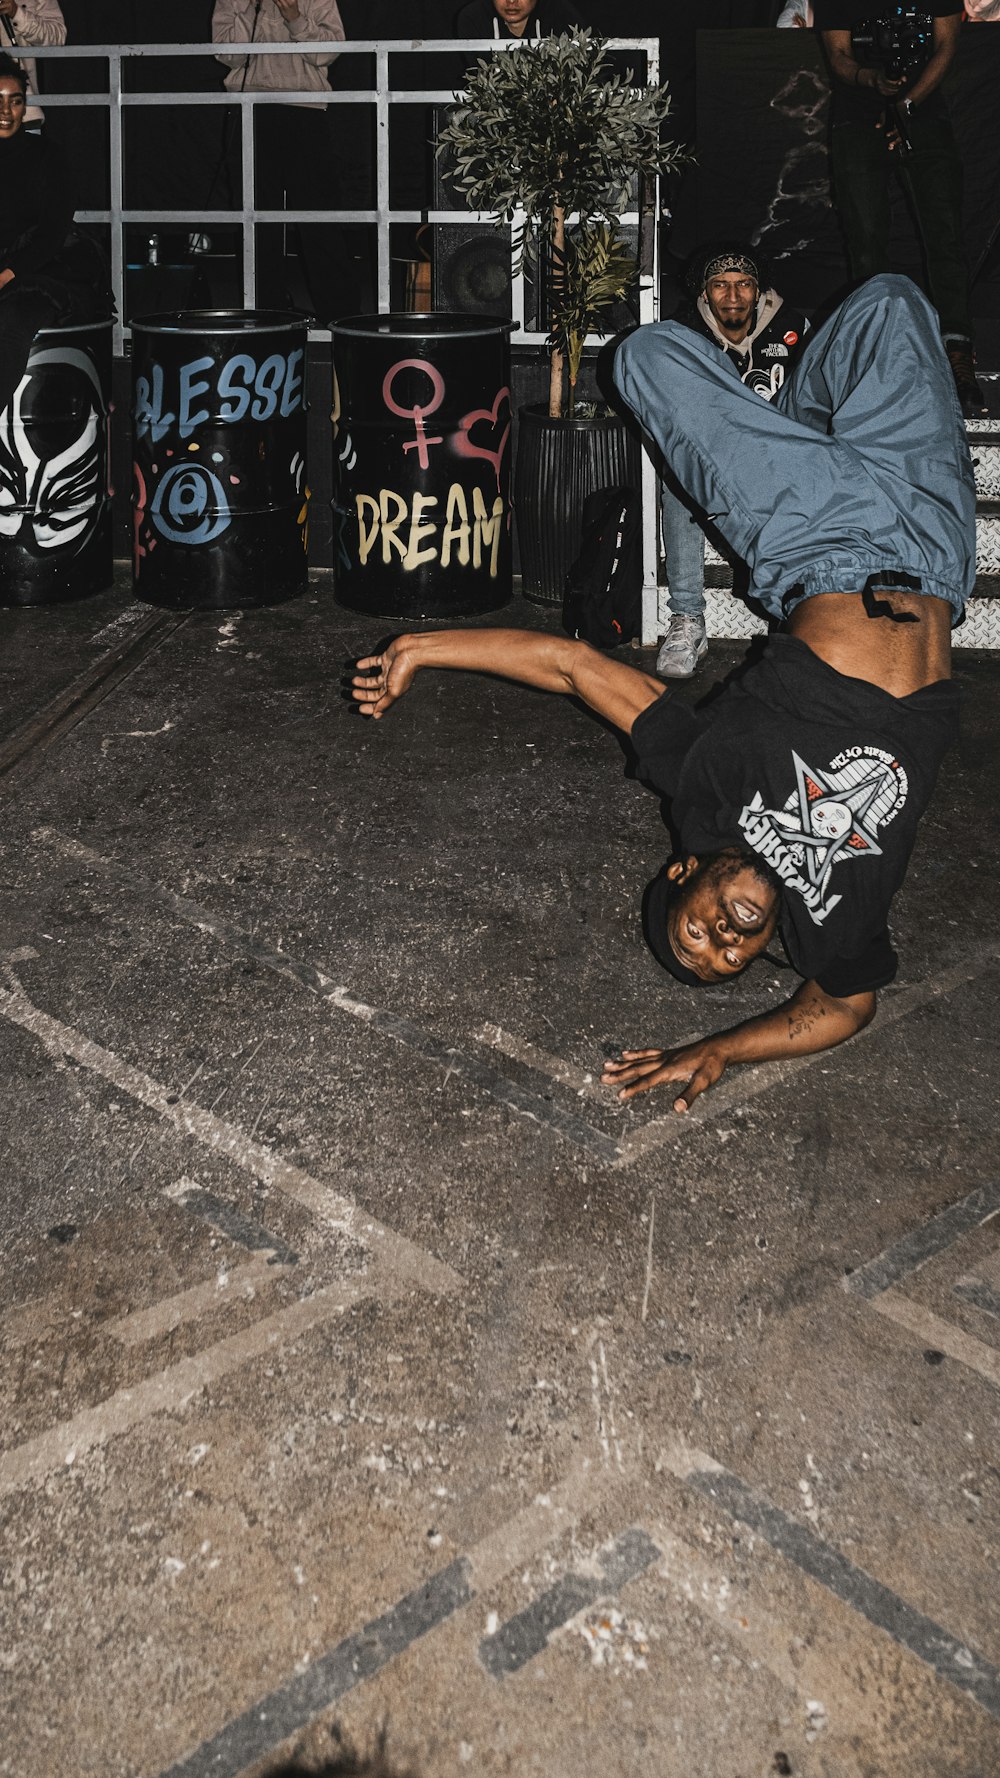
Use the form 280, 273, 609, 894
352, 276, 975, 1113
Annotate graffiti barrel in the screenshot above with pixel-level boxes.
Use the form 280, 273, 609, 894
331, 314, 515, 619
0, 319, 113, 608
131, 310, 309, 610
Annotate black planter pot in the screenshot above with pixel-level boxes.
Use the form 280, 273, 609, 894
513, 402, 640, 605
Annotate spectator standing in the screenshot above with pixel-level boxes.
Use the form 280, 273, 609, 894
213, 0, 359, 320
0, 0, 65, 128
815, 0, 987, 416
776, 1, 813, 23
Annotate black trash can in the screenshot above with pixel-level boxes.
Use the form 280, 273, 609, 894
131, 309, 309, 610
0, 319, 113, 608
331, 313, 515, 620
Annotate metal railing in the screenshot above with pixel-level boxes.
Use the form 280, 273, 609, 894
28, 38, 660, 352
28, 38, 663, 633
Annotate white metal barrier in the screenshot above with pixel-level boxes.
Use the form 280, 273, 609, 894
28, 38, 664, 635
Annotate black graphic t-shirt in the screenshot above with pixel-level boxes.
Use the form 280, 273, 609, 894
631, 636, 960, 996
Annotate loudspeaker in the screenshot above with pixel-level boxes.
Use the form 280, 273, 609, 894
432, 109, 518, 316
432, 220, 514, 316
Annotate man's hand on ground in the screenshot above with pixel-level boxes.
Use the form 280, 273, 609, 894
352, 640, 417, 718
602, 981, 876, 1115
602, 1041, 727, 1113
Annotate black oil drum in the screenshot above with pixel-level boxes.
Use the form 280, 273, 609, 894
130, 310, 309, 610
0, 319, 113, 608
331, 313, 515, 620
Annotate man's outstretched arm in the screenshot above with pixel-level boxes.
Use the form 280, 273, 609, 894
602, 978, 877, 1113
351, 628, 664, 737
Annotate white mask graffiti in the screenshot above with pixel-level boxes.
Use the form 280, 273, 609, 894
0, 346, 104, 552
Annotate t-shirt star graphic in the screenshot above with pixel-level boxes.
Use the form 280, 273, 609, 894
737, 744, 908, 927
762, 750, 886, 891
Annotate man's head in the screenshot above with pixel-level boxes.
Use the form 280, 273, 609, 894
645, 849, 780, 985
690, 245, 764, 344
493, 0, 538, 33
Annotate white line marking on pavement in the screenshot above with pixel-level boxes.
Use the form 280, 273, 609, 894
615, 954, 997, 1166
472, 1022, 603, 1100
641, 1192, 655, 1324
31, 829, 620, 1163
0, 1274, 396, 1495
589, 1353, 611, 1467
0, 975, 462, 1300
871, 1291, 1000, 1392
598, 1339, 625, 1471
105, 1256, 294, 1346
29, 828, 996, 1170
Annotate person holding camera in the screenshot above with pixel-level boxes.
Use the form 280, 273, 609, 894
815, 1, 987, 418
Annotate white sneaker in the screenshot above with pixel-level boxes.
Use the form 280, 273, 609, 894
656, 612, 707, 679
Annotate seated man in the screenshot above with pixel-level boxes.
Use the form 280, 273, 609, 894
454, 0, 583, 39
658, 243, 809, 679
351, 275, 974, 1112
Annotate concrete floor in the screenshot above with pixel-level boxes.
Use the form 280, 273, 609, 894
1, 570, 999, 1778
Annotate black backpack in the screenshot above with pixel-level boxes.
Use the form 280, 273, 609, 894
562, 485, 643, 649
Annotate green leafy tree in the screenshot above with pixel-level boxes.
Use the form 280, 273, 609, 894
436, 30, 689, 417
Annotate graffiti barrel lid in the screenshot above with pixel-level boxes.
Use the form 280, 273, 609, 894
331, 313, 518, 343
131, 309, 308, 337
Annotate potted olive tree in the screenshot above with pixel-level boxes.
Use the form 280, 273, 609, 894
436, 29, 688, 601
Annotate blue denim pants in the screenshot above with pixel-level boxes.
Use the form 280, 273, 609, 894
615, 275, 976, 624
660, 476, 707, 616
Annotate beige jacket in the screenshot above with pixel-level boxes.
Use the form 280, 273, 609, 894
3, 0, 66, 126
213, 0, 344, 110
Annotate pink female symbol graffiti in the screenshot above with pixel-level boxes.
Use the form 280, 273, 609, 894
382, 359, 445, 470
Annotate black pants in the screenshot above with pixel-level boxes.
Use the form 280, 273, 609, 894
830, 108, 971, 340
0, 286, 60, 415
253, 106, 360, 324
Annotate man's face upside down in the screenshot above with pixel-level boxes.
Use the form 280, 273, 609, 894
661, 852, 780, 983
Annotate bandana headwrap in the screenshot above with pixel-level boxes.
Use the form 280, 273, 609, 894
642, 869, 708, 988
702, 251, 760, 288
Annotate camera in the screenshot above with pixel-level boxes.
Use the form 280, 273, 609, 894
851, 6, 934, 83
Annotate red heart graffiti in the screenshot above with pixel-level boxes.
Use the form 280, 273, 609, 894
453, 386, 511, 493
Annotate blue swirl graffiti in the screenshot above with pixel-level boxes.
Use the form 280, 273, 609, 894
150, 462, 231, 545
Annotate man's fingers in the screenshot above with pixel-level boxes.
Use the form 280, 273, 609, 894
617, 1066, 693, 1103
672, 1067, 712, 1113
602, 1048, 663, 1072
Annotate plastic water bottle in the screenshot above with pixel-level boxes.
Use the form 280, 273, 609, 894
146, 234, 160, 267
